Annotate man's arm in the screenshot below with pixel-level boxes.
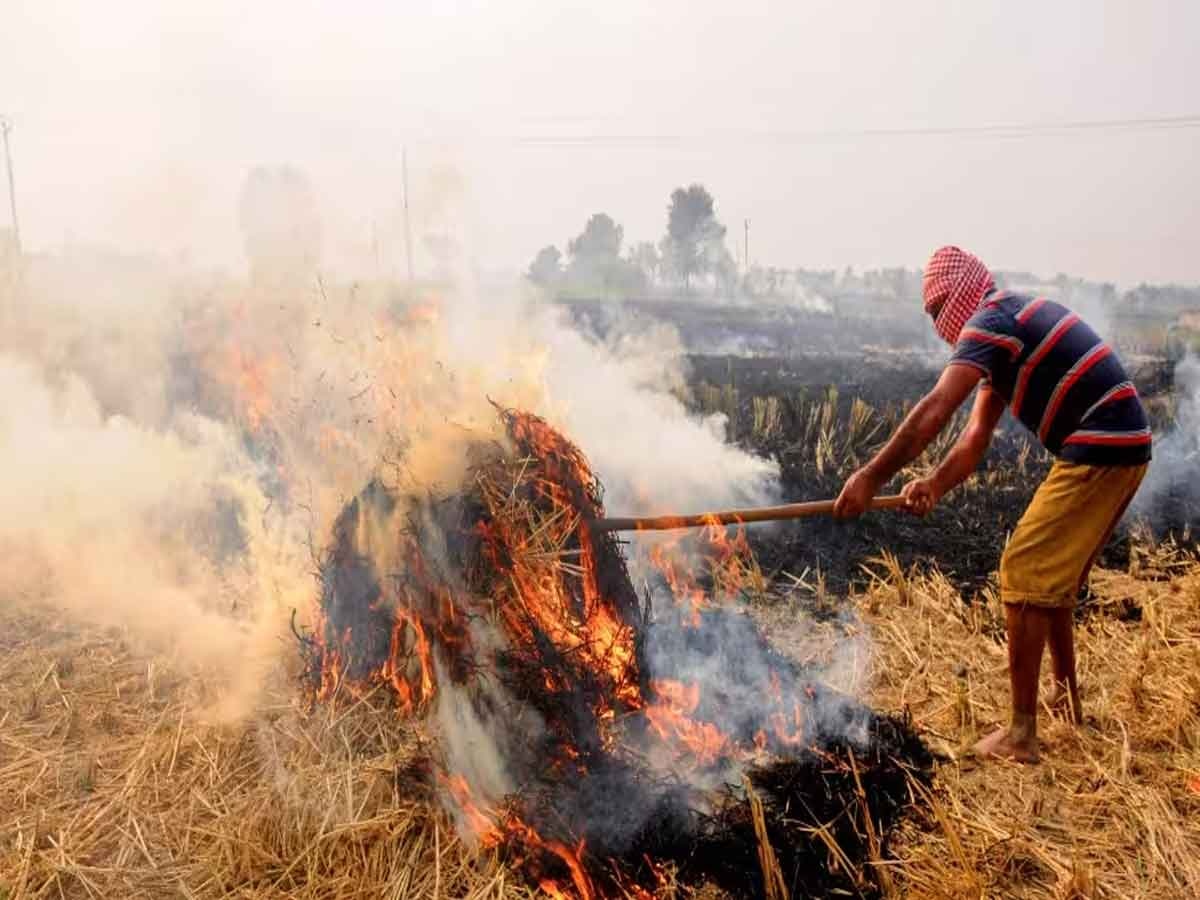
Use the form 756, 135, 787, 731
833, 363, 983, 518
901, 382, 1006, 516
927, 383, 1006, 498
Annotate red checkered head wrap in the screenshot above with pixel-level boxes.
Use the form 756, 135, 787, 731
922, 246, 995, 345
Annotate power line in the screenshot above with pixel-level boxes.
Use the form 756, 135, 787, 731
499, 113, 1200, 149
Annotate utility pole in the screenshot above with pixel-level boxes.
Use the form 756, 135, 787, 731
1, 117, 20, 255
402, 146, 414, 283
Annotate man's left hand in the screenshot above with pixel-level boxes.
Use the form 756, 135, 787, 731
833, 468, 882, 519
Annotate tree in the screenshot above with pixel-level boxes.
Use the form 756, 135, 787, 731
662, 184, 727, 291
626, 241, 661, 288
566, 213, 640, 296
764, 266, 780, 296
712, 245, 738, 298
527, 245, 563, 288
568, 214, 622, 268
238, 165, 322, 285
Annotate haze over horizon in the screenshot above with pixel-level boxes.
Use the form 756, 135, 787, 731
3, 0, 1198, 287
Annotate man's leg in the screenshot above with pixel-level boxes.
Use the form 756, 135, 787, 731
1046, 480, 1140, 724
974, 602, 1048, 763
1046, 608, 1082, 723
985, 460, 1146, 763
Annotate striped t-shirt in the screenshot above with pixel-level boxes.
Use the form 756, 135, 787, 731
950, 291, 1151, 466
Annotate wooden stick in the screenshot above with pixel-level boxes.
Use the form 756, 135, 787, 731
590, 494, 908, 533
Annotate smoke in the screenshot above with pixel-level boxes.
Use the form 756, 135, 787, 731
0, 148, 884, 882
537, 313, 778, 515
641, 600, 873, 755
0, 154, 783, 732
1131, 352, 1200, 528
0, 353, 293, 700
997, 273, 1116, 344
433, 657, 525, 835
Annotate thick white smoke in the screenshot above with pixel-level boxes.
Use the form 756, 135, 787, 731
0, 161, 781, 727
1131, 352, 1200, 526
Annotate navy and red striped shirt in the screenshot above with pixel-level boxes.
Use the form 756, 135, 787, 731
950, 291, 1151, 466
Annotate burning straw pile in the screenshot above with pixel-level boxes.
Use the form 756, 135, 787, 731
298, 407, 933, 898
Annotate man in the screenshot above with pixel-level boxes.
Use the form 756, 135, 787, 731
833, 246, 1150, 763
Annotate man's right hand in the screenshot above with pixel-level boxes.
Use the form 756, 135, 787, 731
901, 477, 939, 517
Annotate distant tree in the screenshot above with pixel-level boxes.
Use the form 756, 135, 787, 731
569, 213, 622, 263
566, 213, 643, 296
238, 165, 322, 284
765, 266, 780, 296
712, 246, 739, 298
881, 267, 915, 300
527, 245, 563, 288
795, 268, 838, 294
627, 241, 661, 288
662, 184, 728, 291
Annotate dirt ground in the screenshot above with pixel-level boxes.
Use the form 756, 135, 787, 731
3, 539, 1196, 899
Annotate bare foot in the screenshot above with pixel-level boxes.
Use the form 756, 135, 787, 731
972, 727, 1040, 763
1047, 685, 1083, 725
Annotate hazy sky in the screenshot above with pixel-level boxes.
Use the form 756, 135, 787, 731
3, 0, 1199, 285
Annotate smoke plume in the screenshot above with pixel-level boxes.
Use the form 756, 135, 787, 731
0, 162, 781, 727
1131, 352, 1200, 529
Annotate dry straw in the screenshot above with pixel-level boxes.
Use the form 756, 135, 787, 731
855, 546, 1200, 900
2, 539, 1196, 898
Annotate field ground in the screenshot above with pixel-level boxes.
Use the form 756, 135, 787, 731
2, 304, 1195, 898
832, 551, 1200, 899
3, 540, 1196, 899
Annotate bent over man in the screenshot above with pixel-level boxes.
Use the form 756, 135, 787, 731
833, 246, 1150, 763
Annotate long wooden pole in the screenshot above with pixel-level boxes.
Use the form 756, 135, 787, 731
590, 494, 908, 533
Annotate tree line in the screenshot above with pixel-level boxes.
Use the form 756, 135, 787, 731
526, 183, 1200, 325
527, 184, 737, 298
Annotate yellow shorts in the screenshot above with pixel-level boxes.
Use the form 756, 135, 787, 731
1000, 460, 1147, 608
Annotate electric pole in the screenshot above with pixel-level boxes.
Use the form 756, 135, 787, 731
743, 218, 749, 275
1, 117, 20, 256
402, 146, 414, 283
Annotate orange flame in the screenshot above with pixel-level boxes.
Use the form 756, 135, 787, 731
644, 679, 729, 764
381, 607, 437, 715
503, 819, 595, 900
438, 773, 597, 900
222, 345, 280, 433
305, 408, 806, 897
439, 773, 498, 840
